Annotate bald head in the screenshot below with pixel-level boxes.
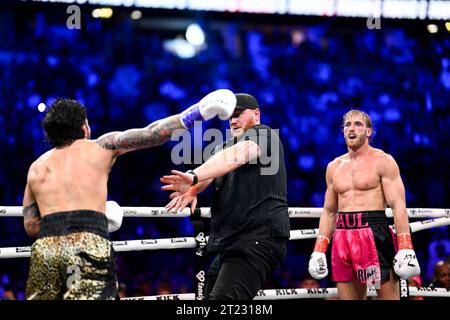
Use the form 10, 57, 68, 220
433, 261, 450, 289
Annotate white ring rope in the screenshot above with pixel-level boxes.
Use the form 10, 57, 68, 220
1, 205, 448, 300
121, 286, 450, 300
289, 216, 450, 239
287, 208, 450, 219
1, 206, 449, 218
0, 237, 197, 259
1, 217, 449, 259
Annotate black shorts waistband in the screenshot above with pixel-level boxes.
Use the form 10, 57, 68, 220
38, 210, 108, 239
336, 210, 388, 229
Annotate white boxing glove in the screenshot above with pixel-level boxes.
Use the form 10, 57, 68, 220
308, 252, 329, 280
105, 200, 123, 233
393, 249, 421, 279
308, 235, 330, 280
393, 233, 421, 279
180, 89, 237, 128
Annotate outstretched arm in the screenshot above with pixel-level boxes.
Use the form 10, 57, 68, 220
23, 184, 41, 238
96, 115, 183, 156
96, 89, 237, 157
162, 140, 261, 192
162, 140, 260, 213
193, 140, 261, 181
162, 139, 258, 214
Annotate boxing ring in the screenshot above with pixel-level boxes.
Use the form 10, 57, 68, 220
1, 206, 449, 300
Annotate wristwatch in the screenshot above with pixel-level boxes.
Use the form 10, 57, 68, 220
186, 170, 198, 186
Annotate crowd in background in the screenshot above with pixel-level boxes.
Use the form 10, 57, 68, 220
0, 6, 449, 299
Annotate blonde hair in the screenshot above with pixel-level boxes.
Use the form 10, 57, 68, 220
342, 109, 373, 129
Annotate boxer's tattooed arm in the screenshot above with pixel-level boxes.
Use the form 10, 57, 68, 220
97, 115, 183, 151
23, 202, 41, 238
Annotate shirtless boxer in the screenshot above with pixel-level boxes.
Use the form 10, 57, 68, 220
308, 110, 420, 300
23, 90, 236, 299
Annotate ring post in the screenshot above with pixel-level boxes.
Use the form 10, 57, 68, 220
190, 207, 207, 300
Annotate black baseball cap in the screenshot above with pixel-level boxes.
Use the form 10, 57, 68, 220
235, 93, 259, 111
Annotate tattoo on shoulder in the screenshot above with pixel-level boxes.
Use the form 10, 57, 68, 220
97, 134, 120, 150
23, 202, 40, 219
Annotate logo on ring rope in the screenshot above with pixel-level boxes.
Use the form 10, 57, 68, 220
417, 287, 438, 292
256, 290, 266, 296
300, 229, 316, 235
141, 240, 158, 245
307, 288, 329, 294
156, 294, 180, 300
111, 241, 127, 246
276, 289, 299, 296
289, 209, 313, 215
151, 209, 163, 216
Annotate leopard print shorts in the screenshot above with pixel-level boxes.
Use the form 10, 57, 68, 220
25, 211, 117, 300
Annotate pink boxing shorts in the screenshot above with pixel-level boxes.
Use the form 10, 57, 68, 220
331, 211, 397, 285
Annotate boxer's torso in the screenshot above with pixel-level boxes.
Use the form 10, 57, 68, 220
331, 147, 388, 212
27, 139, 115, 217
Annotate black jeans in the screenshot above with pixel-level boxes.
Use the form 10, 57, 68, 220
205, 238, 287, 300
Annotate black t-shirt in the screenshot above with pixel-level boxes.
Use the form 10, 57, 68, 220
207, 124, 290, 253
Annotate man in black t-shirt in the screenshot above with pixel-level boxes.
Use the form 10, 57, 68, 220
161, 93, 290, 300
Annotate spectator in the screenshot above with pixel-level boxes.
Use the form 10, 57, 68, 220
430, 260, 450, 290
